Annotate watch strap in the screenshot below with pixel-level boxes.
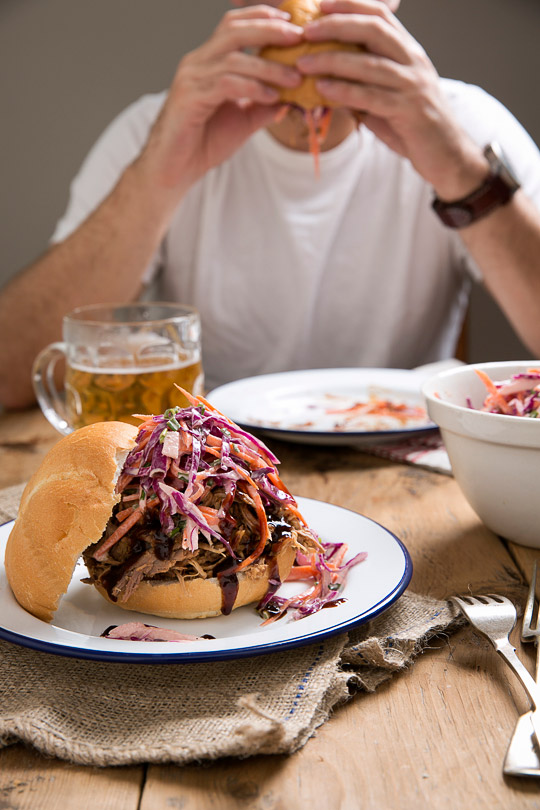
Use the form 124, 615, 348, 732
432, 146, 520, 229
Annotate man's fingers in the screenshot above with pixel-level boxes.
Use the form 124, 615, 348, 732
315, 77, 402, 117
225, 50, 302, 89
207, 73, 281, 106
305, 13, 416, 66
297, 50, 414, 92
319, 0, 402, 28
212, 16, 304, 57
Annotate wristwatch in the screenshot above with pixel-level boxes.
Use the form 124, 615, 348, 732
432, 142, 521, 228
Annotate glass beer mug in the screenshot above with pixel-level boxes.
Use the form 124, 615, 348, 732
33, 303, 204, 435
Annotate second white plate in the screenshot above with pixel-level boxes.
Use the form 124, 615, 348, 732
207, 368, 436, 446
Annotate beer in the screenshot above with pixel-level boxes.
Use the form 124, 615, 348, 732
65, 359, 204, 429
33, 302, 204, 435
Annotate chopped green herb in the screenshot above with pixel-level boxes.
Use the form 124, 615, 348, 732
167, 417, 181, 431
159, 428, 168, 444
328, 583, 341, 591
170, 518, 187, 538
164, 407, 180, 419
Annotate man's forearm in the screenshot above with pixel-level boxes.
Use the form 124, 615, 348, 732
457, 191, 540, 357
0, 159, 182, 409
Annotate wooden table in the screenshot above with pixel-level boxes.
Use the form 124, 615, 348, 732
0, 408, 539, 809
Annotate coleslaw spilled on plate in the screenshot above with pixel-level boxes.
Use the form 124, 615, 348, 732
248, 390, 430, 434
258, 542, 368, 625
472, 368, 540, 416
323, 394, 429, 432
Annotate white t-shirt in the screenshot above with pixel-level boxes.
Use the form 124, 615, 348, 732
52, 80, 540, 390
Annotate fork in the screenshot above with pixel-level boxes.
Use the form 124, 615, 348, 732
522, 562, 540, 651
451, 593, 540, 752
503, 563, 540, 776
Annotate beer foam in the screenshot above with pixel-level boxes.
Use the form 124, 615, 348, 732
69, 359, 196, 374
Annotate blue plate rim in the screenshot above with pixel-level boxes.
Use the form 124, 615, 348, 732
236, 421, 438, 442
0, 502, 413, 664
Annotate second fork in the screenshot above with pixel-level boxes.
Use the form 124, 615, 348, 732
504, 562, 540, 776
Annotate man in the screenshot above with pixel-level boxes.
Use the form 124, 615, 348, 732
2, 0, 540, 408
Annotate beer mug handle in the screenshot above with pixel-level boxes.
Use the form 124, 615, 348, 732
32, 342, 72, 435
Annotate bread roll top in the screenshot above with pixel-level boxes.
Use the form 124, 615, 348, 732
5, 421, 137, 622
261, 0, 359, 110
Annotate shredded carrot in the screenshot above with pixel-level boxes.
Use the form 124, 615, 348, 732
116, 505, 137, 523
318, 108, 333, 143
286, 565, 319, 581
198, 505, 221, 528
230, 479, 270, 572
475, 369, 513, 414
305, 110, 321, 179
94, 497, 158, 560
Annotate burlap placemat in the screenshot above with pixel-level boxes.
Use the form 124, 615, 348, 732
0, 484, 463, 767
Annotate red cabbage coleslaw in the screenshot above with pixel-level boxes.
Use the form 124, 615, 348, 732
472, 368, 540, 417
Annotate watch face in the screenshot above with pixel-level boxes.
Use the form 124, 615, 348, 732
444, 205, 473, 228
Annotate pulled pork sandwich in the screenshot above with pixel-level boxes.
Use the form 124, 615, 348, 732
261, 0, 360, 167
5, 391, 320, 622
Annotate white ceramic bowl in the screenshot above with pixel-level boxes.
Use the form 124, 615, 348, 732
422, 360, 540, 548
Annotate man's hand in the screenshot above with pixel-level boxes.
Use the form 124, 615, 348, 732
139, 4, 303, 195
297, 0, 489, 200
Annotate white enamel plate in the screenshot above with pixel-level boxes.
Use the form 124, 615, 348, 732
207, 368, 436, 446
0, 498, 412, 663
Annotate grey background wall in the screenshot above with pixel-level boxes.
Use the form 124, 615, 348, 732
1, 0, 539, 362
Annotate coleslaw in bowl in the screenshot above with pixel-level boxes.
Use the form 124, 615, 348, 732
422, 361, 540, 547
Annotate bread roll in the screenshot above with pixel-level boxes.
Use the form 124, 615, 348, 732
261, 0, 359, 110
5, 421, 138, 622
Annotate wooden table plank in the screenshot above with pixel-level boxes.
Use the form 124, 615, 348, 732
0, 408, 58, 489
0, 744, 144, 810
508, 541, 540, 595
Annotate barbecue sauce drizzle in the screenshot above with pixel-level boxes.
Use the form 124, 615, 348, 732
215, 514, 293, 615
